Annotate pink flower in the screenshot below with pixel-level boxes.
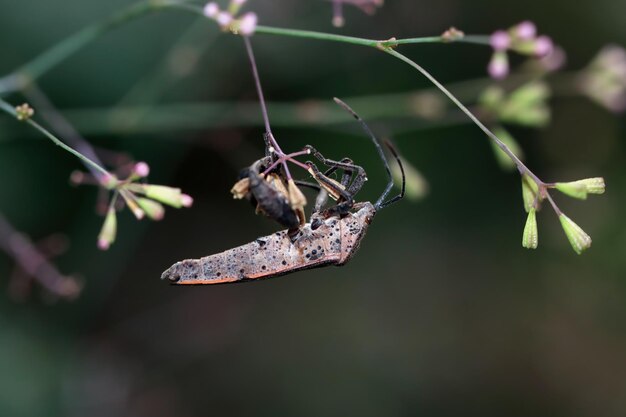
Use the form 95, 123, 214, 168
239, 12, 258, 36
534, 36, 554, 57
515, 21, 537, 40
490, 30, 511, 51
203, 2, 219, 18
488, 52, 509, 79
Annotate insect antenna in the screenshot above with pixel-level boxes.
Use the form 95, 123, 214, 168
332, 97, 403, 210
377, 139, 405, 209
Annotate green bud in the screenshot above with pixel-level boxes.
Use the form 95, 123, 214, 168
559, 214, 592, 255
521, 174, 540, 213
522, 208, 538, 249
491, 126, 524, 171
510, 81, 551, 107
499, 81, 551, 127
555, 177, 606, 200
479, 86, 505, 110
138, 185, 193, 208
98, 207, 117, 250
136, 198, 165, 221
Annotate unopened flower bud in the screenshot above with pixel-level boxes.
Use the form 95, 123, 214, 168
521, 174, 540, 213
238, 12, 258, 36
136, 198, 165, 220
522, 208, 538, 249
555, 177, 606, 200
216, 11, 233, 28
98, 207, 117, 250
534, 36, 554, 57
490, 31, 511, 51
121, 192, 145, 220
488, 51, 509, 79
15, 103, 35, 121
559, 214, 592, 254
140, 185, 190, 208
491, 127, 523, 171
181, 194, 194, 208
133, 161, 150, 178
514, 21, 537, 40
203, 2, 219, 18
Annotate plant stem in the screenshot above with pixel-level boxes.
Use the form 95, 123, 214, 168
381, 47, 544, 186
0, 97, 111, 178
0, 0, 487, 95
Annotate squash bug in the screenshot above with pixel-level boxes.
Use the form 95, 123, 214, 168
161, 99, 406, 284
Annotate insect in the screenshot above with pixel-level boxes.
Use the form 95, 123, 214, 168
230, 154, 306, 237
161, 99, 405, 284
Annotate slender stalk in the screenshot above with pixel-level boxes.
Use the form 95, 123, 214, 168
0, 97, 111, 178
243, 35, 295, 180
381, 47, 544, 186
0, 0, 488, 95
24, 85, 106, 180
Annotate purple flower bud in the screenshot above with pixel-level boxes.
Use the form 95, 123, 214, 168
534, 36, 554, 57
515, 21, 537, 40
488, 51, 509, 79
239, 12, 258, 36
203, 2, 219, 18
133, 161, 150, 178
216, 11, 233, 27
490, 30, 511, 51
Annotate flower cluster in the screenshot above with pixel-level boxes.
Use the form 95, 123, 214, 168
479, 81, 552, 128
15, 103, 34, 121
579, 45, 626, 113
73, 161, 193, 250
521, 175, 605, 254
203, 0, 258, 36
488, 21, 554, 79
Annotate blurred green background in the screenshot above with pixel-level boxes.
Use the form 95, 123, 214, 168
1, 0, 625, 416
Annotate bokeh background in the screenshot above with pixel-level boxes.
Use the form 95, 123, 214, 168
1, 0, 625, 416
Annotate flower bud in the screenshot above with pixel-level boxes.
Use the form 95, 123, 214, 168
559, 214, 592, 254
136, 198, 165, 221
522, 208, 538, 249
15, 103, 34, 121
491, 127, 523, 171
133, 162, 150, 178
490, 30, 511, 51
238, 12, 258, 36
514, 21, 537, 40
488, 51, 509, 79
98, 207, 117, 250
203, 2, 219, 18
555, 177, 605, 200
120, 192, 145, 220
140, 185, 190, 208
521, 174, 540, 213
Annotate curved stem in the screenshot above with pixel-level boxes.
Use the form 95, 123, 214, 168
381, 47, 544, 186
0, 1, 489, 95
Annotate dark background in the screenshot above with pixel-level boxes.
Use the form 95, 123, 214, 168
1, 0, 625, 416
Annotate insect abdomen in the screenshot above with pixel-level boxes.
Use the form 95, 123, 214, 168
162, 228, 341, 284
